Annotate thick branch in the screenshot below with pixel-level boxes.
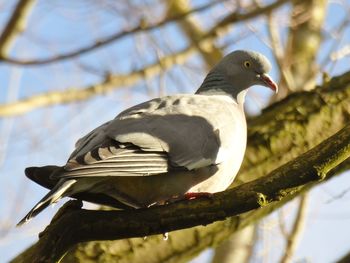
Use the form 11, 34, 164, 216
238, 70, 350, 184
12, 123, 350, 263
0, 0, 36, 57
2, 0, 289, 66
336, 250, 350, 263
275, 0, 327, 99
166, 0, 223, 69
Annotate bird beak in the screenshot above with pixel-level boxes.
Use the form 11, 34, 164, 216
258, 73, 278, 93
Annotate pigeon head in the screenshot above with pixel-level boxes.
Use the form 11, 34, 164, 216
197, 50, 278, 102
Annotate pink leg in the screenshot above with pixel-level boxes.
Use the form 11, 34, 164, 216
184, 192, 213, 200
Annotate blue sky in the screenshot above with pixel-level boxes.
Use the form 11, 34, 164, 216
0, 0, 350, 262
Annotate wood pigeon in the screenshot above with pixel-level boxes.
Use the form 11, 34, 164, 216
18, 50, 277, 226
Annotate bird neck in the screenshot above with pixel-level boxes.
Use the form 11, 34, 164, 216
195, 71, 248, 105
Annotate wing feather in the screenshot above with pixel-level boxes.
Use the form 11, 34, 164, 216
57, 94, 239, 179
56, 143, 172, 179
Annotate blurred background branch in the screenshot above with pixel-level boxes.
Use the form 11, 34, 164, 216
279, 194, 309, 263
0, 0, 36, 57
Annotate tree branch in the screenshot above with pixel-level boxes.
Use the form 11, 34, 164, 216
238, 70, 350, 184
275, 0, 327, 99
279, 194, 309, 263
336, 249, 350, 263
2, 0, 290, 66
0, 0, 221, 66
0, 46, 196, 117
166, 0, 223, 69
211, 225, 256, 263
12, 123, 350, 263
0, 0, 293, 118
0, 0, 36, 57
205, 0, 291, 38
267, 13, 295, 93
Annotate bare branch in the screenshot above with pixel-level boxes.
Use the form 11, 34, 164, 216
2, 0, 290, 66
267, 13, 294, 92
212, 225, 256, 263
0, 0, 36, 57
320, 16, 350, 71
281, 0, 327, 93
0, 0, 293, 116
331, 44, 350, 61
279, 194, 309, 263
166, 0, 223, 69
336, 249, 350, 263
0, 47, 196, 117
1, 1, 221, 66
12, 123, 350, 263
205, 0, 291, 39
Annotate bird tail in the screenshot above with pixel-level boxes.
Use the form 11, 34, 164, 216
17, 179, 76, 226
25, 165, 63, 189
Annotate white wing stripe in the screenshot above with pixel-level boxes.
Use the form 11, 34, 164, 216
63, 167, 167, 177
67, 162, 168, 171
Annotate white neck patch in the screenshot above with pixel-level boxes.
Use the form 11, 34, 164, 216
198, 88, 248, 105
237, 89, 248, 105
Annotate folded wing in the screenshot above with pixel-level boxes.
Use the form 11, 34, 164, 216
55, 95, 234, 180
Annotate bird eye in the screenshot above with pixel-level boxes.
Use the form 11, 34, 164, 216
244, 61, 251, 68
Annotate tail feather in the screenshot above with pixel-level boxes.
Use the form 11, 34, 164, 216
17, 179, 76, 226
25, 165, 63, 190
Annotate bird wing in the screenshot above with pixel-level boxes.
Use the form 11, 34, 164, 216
55, 94, 239, 179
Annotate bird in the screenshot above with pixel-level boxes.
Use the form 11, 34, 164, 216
17, 50, 277, 226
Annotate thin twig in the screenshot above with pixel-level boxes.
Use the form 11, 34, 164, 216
0, 46, 196, 117
1, 0, 290, 66
0, 0, 223, 65
279, 194, 309, 263
0, 1, 292, 117
266, 13, 294, 92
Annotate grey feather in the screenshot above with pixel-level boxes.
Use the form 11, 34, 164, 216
17, 179, 76, 226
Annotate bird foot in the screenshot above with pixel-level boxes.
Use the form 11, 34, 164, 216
165, 192, 213, 204
183, 192, 213, 200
